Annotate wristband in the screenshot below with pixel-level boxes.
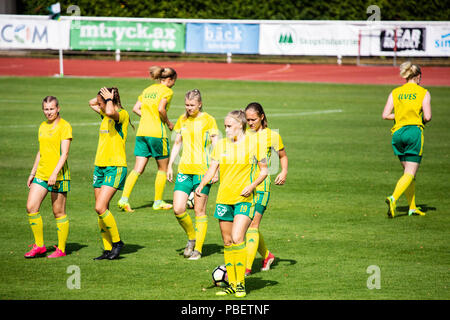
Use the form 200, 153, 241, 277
105, 98, 112, 102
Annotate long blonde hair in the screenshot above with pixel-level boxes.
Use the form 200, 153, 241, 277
400, 61, 421, 81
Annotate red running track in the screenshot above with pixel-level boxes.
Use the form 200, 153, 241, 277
0, 57, 449, 86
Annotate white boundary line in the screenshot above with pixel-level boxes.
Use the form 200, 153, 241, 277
1, 109, 343, 129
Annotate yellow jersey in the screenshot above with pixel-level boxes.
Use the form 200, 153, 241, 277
211, 134, 265, 205
391, 83, 428, 133
136, 83, 173, 138
174, 112, 218, 175
94, 109, 129, 167
248, 128, 285, 192
36, 118, 72, 181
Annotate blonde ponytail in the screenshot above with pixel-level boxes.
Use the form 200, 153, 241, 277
149, 66, 177, 81
400, 61, 421, 80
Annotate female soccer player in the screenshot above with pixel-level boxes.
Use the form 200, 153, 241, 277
25, 96, 72, 258
118, 66, 177, 212
244, 102, 288, 275
167, 89, 219, 260
89, 87, 129, 260
382, 61, 432, 218
195, 110, 268, 298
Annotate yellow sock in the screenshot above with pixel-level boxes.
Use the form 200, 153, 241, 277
56, 215, 69, 252
194, 215, 208, 253
246, 228, 259, 270
257, 231, 269, 259
121, 170, 140, 200
233, 242, 247, 285
28, 212, 44, 247
98, 216, 112, 251
99, 210, 121, 243
224, 245, 236, 287
154, 170, 167, 201
392, 173, 414, 201
404, 178, 417, 210
175, 212, 196, 240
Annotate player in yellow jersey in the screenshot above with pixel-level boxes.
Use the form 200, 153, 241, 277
382, 62, 432, 218
25, 96, 72, 258
167, 89, 219, 260
244, 102, 288, 275
89, 87, 130, 260
118, 66, 177, 212
196, 110, 268, 298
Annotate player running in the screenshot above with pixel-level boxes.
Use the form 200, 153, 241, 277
167, 89, 219, 260
89, 87, 129, 260
118, 66, 177, 212
196, 110, 268, 298
25, 96, 72, 258
244, 102, 288, 275
382, 62, 432, 218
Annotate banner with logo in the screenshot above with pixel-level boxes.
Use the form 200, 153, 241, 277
186, 23, 259, 54
259, 23, 360, 56
363, 24, 450, 57
427, 25, 450, 56
70, 20, 185, 52
0, 18, 70, 49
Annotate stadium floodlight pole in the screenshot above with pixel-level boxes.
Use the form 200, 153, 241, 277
59, 48, 64, 77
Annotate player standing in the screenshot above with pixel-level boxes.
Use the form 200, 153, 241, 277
382, 62, 432, 218
118, 66, 177, 212
167, 89, 219, 260
89, 87, 129, 260
244, 102, 288, 275
25, 96, 72, 258
196, 110, 268, 298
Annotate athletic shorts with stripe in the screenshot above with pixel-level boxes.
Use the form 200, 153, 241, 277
93, 166, 127, 190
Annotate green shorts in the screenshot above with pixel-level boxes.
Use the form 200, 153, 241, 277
392, 125, 423, 163
255, 191, 270, 215
93, 166, 127, 190
33, 177, 70, 193
134, 136, 170, 159
214, 202, 255, 221
174, 173, 211, 196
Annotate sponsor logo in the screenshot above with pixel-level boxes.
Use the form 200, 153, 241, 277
434, 33, 450, 51
0, 23, 48, 44
275, 25, 297, 52
380, 28, 425, 51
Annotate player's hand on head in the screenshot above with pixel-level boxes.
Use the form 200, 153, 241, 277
100, 87, 114, 100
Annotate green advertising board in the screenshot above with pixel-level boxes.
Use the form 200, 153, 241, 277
70, 20, 185, 52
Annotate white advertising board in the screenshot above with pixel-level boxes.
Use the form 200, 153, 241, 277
0, 17, 70, 50
259, 23, 360, 56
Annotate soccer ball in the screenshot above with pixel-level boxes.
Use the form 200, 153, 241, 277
187, 191, 195, 209
212, 264, 228, 287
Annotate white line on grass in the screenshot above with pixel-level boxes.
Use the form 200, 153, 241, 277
1, 109, 343, 129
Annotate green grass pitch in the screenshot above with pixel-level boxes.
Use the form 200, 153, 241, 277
0, 76, 449, 300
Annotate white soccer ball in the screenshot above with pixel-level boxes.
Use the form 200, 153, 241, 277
187, 191, 195, 209
212, 264, 228, 287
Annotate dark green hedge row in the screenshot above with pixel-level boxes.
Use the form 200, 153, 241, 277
17, 0, 450, 21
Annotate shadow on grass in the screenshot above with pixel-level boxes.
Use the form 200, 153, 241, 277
132, 199, 173, 211
175, 243, 223, 258
249, 257, 297, 276
247, 278, 279, 293
394, 203, 437, 218
60, 242, 88, 256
